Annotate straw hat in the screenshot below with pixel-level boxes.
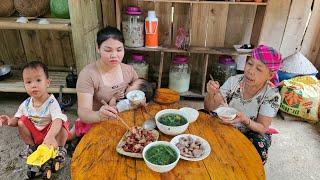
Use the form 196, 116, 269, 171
280, 52, 318, 74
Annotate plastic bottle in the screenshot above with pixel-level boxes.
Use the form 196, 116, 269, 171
145, 11, 158, 48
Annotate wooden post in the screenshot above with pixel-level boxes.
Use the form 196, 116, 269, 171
68, 0, 102, 72
158, 51, 165, 89
202, 53, 209, 95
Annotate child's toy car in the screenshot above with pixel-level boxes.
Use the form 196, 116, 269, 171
26, 144, 62, 179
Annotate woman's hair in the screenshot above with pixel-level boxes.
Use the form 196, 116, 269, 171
96, 26, 124, 48
22, 61, 49, 78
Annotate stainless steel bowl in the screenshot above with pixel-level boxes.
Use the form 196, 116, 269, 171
0, 61, 12, 80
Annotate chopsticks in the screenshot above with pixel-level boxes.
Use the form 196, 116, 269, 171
209, 74, 227, 104
101, 100, 131, 130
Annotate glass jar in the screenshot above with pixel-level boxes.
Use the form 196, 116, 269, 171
129, 53, 149, 80
169, 55, 191, 93
122, 6, 144, 47
212, 55, 237, 85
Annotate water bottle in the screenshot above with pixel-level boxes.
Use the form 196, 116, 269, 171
145, 11, 158, 48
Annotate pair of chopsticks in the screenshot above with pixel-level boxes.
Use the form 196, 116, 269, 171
209, 74, 227, 104
101, 100, 131, 130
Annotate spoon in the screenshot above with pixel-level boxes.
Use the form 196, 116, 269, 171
142, 107, 156, 130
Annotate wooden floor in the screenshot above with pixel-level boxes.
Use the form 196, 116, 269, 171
0, 70, 76, 94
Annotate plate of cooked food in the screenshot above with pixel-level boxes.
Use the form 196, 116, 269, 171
170, 134, 211, 161
116, 126, 159, 158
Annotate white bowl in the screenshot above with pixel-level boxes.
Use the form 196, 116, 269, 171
179, 107, 199, 123
215, 106, 237, 121
142, 141, 180, 173
126, 90, 145, 105
170, 134, 211, 161
155, 109, 189, 136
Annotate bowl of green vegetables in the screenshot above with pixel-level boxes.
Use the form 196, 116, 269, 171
155, 109, 189, 136
142, 141, 180, 173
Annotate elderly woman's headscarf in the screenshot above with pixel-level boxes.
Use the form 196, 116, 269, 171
251, 45, 282, 86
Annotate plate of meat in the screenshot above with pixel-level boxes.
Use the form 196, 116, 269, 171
116, 126, 159, 158
170, 134, 211, 161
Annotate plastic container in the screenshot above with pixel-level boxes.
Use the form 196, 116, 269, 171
169, 55, 191, 93
145, 11, 158, 48
129, 53, 149, 80
122, 6, 144, 47
212, 55, 236, 85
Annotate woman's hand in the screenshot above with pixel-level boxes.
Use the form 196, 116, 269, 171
233, 112, 250, 125
219, 112, 249, 125
99, 104, 118, 120
43, 135, 58, 148
207, 80, 220, 96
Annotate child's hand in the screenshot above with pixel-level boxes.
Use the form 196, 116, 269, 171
114, 91, 125, 100
0, 115, 10, 126
43, 136, 58, 148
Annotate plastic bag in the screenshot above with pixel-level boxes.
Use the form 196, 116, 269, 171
175, 27, 188, 50
280, 76, 320, 123
27, 144, 58, 167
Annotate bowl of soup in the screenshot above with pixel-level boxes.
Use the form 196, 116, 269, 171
155, 109, 189, 136
142, 141, 180, 173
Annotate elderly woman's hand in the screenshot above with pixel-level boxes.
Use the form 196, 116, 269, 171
219, 111, 249, 125
233, 112, 250, 125
207, 80, 220, 96
99, 104, 118, 120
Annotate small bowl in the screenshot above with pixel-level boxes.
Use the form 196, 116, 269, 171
179, 107, 199, 123
215, 106, 237, 121
155, 109, 189, 136
142, 141, 180, 173
126, 90, 145, 105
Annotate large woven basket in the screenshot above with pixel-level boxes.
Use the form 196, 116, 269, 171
14, 0, 49, 17
0, 0, 15, 17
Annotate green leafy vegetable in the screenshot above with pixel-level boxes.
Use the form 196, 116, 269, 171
145, 145, 178, 165
159, 113, 188, 126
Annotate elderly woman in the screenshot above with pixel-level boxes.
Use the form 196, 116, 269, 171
204, 45, 282, 164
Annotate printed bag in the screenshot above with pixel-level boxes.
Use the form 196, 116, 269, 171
280, 76, 320, 123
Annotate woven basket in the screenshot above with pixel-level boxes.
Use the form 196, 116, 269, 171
14, 0, 49, 17
0, 0, 15, 17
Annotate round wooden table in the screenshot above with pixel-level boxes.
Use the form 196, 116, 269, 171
71, 103, 265, 179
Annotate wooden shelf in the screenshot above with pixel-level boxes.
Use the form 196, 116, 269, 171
126, 46, 251, 56
0, 18, 71, 31
0, 70, 76, 94
137, 0, 268, 5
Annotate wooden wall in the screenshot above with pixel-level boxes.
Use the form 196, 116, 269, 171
0, 0, 319, 73
0, 29, 75, 70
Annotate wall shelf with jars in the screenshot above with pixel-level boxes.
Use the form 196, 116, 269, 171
116, 0, 269, 98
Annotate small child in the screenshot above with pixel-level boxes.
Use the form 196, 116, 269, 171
0, 61, 69, 161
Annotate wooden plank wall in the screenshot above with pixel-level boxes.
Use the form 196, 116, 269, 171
301, 0, 320, 69
0, 29, 75, 69
1, 0, 320, 76
280, 0, 313, 58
